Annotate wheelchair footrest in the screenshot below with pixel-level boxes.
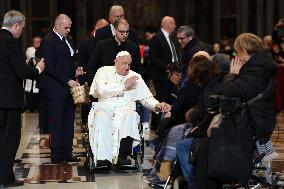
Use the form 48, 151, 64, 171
91, 166, 110, 174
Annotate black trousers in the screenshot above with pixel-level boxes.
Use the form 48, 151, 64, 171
0, 109, 21, 185
38, 89, 48, 133
47, 97, 75, 159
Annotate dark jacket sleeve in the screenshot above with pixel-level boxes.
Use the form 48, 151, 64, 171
8, 38, 39, 79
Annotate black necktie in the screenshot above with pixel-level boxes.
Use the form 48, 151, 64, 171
169, 37, 178, 63
62, 37, 70, 55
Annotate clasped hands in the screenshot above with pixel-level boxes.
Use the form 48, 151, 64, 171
155, 102, 171, 113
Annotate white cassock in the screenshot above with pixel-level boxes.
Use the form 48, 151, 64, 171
88, 66, 159, 164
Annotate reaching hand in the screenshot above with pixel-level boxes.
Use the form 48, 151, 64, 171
36, 58, 45, 73
124, 76, 139, 90
75, 67, 86, 77
68, 79, 79, 87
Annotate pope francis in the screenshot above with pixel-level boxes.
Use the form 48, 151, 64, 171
88, 51, 171, 167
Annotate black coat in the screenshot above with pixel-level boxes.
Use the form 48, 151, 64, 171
222, 52, 277, 140
171, 80, 201, 124
0, 29, 40, 109
40, 32, 77, 99
190, 73, 225, 137
149, 30, 179, 81
181, 37, 212, 77
87, 38, 141, 85
94, 25, 139, 46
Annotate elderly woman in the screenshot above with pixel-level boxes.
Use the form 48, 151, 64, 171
222, 33, 276, 141
196, 33, 277, 189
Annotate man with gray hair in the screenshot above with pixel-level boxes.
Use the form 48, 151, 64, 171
0, 10, 45, 187
176, 26, 212, 86
94, 5, 138, 46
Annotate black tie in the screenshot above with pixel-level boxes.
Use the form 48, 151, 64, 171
62, 37, 70, 55
169, 37, 178, 63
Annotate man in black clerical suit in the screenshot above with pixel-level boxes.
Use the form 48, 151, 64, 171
40, 14, 84, 164
87, 18, 141, 85
94, 5, 139, 46
0, 10, 45, 188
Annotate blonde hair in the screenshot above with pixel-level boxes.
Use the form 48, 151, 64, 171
234, 33, 263, 54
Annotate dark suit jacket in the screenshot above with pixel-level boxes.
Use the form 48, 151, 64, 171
87, 38, 141, 85
94, 25, 139, 46
77, 35, 95, 84
40, 32, 77, 99
0, 29, 40, 109
149, 30, 179, 81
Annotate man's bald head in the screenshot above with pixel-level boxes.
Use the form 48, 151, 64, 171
54, 14, 72, 37
92, 19, 109, 36
161, 16, 176, 33
95, 19, 109, 30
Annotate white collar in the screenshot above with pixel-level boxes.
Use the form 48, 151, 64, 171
110, 24, 116, 36
1, 26, 12, 34
53, 29, 63, 40
161, 28, 170, 38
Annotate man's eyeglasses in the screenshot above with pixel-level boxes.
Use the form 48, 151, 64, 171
117, 30, 129, 34
177, 36, 188, 41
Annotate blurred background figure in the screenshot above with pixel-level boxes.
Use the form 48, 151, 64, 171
24, 36, 42, 113
212, 42, 221, 54
263, 35, 272, 51
26, 36, 42, 60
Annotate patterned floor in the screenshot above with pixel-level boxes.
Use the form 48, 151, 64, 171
13, 110, 284, 188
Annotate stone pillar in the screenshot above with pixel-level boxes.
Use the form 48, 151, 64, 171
279, 0, 284, 18
256, 0, 264, 37
213, 0, 220, 42
75, 0, 87, 39
237, 0, 248, 34
265, 0, 273, 35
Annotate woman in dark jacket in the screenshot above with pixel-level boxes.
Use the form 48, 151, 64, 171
222, 33, 276, 141
196, 33, 277, 189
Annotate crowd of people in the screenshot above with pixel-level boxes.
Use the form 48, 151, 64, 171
0, 4, 284, 189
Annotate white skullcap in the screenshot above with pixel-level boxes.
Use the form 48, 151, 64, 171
116, 51, 131, 59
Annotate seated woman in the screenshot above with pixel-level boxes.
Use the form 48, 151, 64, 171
146, 54, 209, 184
195, 33, 277, 189
175, 53, 230, 189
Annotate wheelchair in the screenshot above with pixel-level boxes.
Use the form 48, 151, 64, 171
83, 103, 145, 178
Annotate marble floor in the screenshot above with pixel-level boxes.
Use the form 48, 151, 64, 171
14, 112, 154, 189
11, 110, 284, 189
